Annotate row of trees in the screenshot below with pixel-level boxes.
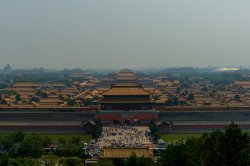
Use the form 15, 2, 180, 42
0, 132, 44, 158
0, 155, 84, 166
158, 123, 250, 166
0, 132, 87, 165
96, 154, 154, 166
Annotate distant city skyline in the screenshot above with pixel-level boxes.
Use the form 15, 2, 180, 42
0, 1, 250, 69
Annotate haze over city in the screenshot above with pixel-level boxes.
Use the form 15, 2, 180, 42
0, 0, 250, 69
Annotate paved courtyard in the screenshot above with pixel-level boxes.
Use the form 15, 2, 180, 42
97, 126, 153, 148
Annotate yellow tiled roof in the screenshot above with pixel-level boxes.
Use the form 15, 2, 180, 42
101, 148, 153, 159
117, 76, 136, 80
100, 98, 152, 103
13, 82, 39, 87
40, 98, 61, 103
48, 84, 65, 87
117, 73, 135, 77
102, 88, 151, 96
112, 83, 139, 87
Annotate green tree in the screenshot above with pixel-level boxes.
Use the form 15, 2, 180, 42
70, 136, 81, 146
165, 97, 179, 106
9, 132, 25, 143
234, 95, 241, 101
153, 95, 160, 100
123, 154, 154, 166
58, 157, 83, 166
42, 159, 57, 166
92, 119, 102, 139
0, 95, 6, 104
199, 130, 226, 166
65, 80, 72, 88
223, 123, 250, 166
96, 159, 114, 166
59, 94, 64, 100
137, 156, 154, 166
0, 154, 9, 166
176, 87, 181, 94
184, 137, 202, 166
67, 98, 75, 107
15, 94, 21, 102
187, 93, 194, 101
43, 136, 53, 147
41, 92, 48, 98
123, 153, 137, 166
149, 120, 160, 142
8, 158, 38, 166
30, 96, 40, 102
58, 138, 67, 146
6, 132, 26, 158
158, 123, 250, 166
201, 86, 208, 92
18, 134, 45, 158
0, 83, 8, 89
83, 99, 92, 106
55, 145, 85, 159
158, 143, 187, 166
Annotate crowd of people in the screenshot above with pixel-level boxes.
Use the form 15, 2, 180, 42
97, 126, 152, 148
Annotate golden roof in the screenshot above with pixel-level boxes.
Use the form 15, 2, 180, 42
48, 84, 65, 87
100, 98, 152, 103
101, 148, 153, 159
117, 76, 136, 80
112, 83, 139, 87
39, 98, 61, 103
13, 82, 39, 87
118, 69, 134, 73
117, 73, 135, 77
102, 87, 151, 96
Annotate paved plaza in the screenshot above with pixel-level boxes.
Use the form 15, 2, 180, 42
97, 126, 153, 148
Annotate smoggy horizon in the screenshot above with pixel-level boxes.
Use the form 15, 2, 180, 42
1, 1, 250, 69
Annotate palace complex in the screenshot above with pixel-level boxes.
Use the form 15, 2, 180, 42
95, 69, 159, 125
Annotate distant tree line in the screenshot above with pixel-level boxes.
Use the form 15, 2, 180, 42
0, 132, 87, 166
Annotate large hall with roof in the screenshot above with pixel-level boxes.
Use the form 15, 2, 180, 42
95, 69, 159, 125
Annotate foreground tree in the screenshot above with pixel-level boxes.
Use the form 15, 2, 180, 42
18, 134, 44, 158
158, 143, 187, 166
0, 154, 8, 166
58, 157, 83, 166
96, 158, 114, 166
123, 154, 154, 166
55, 142, 85, 159
8, 158, 38, 166
222, 123, 250, 166
158, 123, 250, 166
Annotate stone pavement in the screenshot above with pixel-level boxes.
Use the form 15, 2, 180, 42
97, 126, 153, 148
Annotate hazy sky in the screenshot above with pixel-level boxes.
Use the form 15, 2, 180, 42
0, 1, 250, 69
